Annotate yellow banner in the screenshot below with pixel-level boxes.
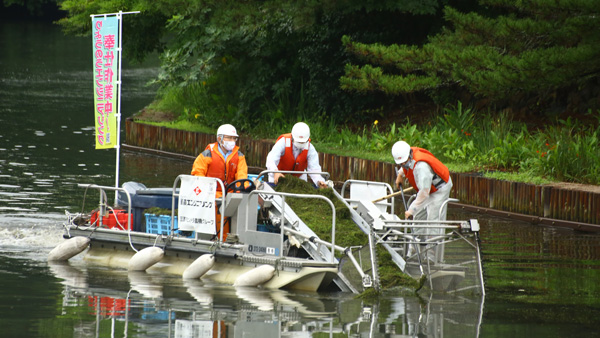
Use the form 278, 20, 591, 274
92, 16, 119, 149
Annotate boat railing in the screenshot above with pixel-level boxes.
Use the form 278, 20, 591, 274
75, 183, 135, 250
439, 198, 459, 219
373, 218, 485, 295
245, 189, 337, 263
281, 225, 376, 289
172, 175, 227, 243
255, 170, 331, 184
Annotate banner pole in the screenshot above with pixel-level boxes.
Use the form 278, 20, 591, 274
114, 10, 123, 206
90, 11, 139, 206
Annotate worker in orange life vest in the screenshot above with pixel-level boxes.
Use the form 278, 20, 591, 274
392, 141, 453, 222
191, 124, 248, 194
266, 122, 328, 188
191, 124, 248, 241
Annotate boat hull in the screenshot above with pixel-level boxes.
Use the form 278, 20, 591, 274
67, 226, 338, 292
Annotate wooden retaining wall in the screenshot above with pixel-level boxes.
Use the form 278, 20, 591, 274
126, 119, 600, 226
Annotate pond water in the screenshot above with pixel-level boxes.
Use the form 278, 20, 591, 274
1, 20, 599, 337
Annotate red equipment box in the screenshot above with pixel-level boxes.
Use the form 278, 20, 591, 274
90, 209, 130, 230
88, 296, 129, 316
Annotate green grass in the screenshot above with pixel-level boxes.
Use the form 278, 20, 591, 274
137, 90, 600, 186
134, 117, 213, 135
483, 170, 555, 185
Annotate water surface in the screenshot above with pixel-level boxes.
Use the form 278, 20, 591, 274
0, 19, 599, 337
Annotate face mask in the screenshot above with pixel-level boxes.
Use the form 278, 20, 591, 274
401, 159, 411, 170
223, 141, 236, 152
293, 141, 307, 150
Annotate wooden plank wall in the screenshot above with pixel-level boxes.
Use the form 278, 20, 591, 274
125, 119, 600, 225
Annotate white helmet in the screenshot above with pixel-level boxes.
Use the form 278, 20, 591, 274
391, 141, 411, 164
291, 122, 310, 143
216, 124, 238, 137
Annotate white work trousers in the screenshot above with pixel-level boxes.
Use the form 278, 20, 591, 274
412, 178, 452, 262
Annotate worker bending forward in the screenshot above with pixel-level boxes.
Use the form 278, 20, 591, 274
266, 122, 327, 188
392, 141, 453, 222
392, 141, 453, 260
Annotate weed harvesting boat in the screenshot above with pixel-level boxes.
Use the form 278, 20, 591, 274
50, 171, 485, 295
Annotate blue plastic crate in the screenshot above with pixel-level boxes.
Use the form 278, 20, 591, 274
145, 214, 177, 235
175, 229, 195, 238
141, 302, 176, 321
141, 310, 175, 321
145, 213, 195, 238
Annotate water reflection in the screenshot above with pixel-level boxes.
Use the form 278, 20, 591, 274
48, 262, 485, 337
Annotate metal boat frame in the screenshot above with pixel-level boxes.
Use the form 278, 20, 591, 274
59, 172, 485, 295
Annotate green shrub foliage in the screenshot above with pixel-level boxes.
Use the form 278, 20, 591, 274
341, 0, 600, 113
57, 0, 445, 127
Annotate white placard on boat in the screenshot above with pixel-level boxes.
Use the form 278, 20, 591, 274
178, 175, 216, 234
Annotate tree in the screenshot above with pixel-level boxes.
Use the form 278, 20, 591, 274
57, 0, 445, 125
1, 0, 62, 19
341, 0, 600, 114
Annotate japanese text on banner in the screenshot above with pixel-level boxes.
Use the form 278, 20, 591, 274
178, 175, 217, 234
92, 16, 119, 149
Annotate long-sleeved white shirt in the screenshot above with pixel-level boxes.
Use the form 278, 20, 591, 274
266, 138, 325, 185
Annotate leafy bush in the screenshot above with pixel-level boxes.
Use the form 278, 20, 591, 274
324, 103, 600, 185
532, 118, 600, 183
140, 99, 600, 185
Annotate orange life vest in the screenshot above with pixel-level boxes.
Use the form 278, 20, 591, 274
204, 142, 240, 189
276, 133, 310, 177
402, 147, 450, 193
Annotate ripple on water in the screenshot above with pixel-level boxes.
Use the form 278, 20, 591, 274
0, 206, 38, 212
0, 184, 21, 189
13, 197, 45, 202
0, 213, 65, 258
21, 191, 52, 196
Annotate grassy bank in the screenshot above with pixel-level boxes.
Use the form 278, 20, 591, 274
135, 100, 600, 186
